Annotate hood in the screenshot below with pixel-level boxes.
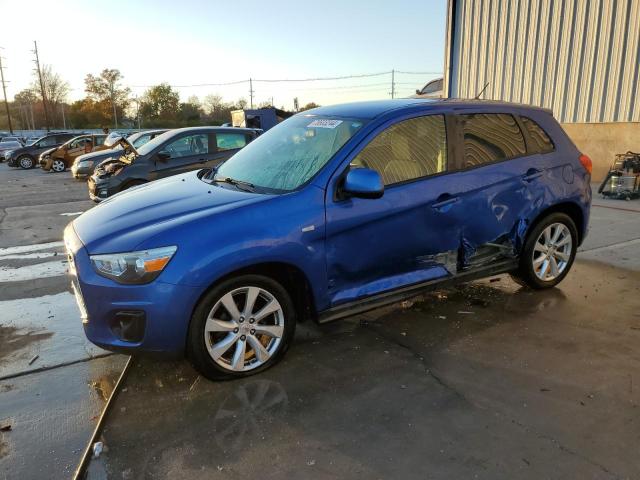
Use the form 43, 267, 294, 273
76, 148, 122, 164
40, 147, 57, 157
73, 170, 269, 254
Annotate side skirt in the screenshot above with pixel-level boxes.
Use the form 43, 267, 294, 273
316, 259, 518, 324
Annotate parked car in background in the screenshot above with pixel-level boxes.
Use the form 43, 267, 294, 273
0, 140, 23, 162
40, 134, 108, 172
72, 129, 168, 179
87, 127, 258, 201
7, 133, 77, 168
0, 136, 25, 145
66, 99, 592, 380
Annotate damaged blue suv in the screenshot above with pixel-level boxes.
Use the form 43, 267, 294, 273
65, 99, 592, 380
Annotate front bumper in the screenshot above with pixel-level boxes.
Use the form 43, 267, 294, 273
40, 156, 53, 170
72, 162, 94, 178
65, 225, 201, 355
88, 175, 121, 202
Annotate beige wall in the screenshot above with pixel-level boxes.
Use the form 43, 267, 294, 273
561, 122, 640, 182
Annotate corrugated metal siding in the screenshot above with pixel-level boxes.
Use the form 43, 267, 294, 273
445, 0, 640, 123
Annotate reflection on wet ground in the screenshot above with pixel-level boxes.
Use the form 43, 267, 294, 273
92, 260, 640, 479
0, 355, 127, 479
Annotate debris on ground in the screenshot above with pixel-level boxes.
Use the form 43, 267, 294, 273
401, 300, 414, 309
93, 441, 103, 458
457, 311, 474, 315
307, 459, 316, 466
28, 355, 39, 365
0, 423, 11, 432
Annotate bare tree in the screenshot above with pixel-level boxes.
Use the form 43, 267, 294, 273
203, 94, 225, 115
30, 65, 69, 128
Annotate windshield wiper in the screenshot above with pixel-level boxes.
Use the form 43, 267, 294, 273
212, 176, 256, 192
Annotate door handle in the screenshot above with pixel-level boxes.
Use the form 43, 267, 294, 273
431, 195, 460, 210
522, 168, 543, 182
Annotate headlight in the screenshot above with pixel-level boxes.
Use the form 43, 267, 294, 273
90, 246, 177, 284
4, 150, 13, 158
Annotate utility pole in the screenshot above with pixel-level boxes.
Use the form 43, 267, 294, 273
0, 52, 13, 134
61, 103, 66, 129
134, 96, 141, 130
391, 69, 395, 99
249, 78, 254, 109
33, 41, 50, 131
111, 85, 118, 129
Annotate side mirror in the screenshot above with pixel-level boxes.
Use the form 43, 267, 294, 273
157, 151, 171, 162
342, 168, 384, 199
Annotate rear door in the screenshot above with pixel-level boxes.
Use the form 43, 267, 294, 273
151, 132, 214, 179
447, 111, 535, 268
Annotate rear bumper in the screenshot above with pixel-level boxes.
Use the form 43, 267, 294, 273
66, 228, 202, 355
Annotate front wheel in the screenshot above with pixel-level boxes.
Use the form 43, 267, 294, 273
18, 155, 34, 169
511, 212, 578, 289
51, 159, 66, 173
187, 275, 296, 381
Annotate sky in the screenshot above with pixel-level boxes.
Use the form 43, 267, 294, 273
0, 0, 446, 110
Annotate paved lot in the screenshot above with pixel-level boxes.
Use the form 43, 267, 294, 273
0, 163, 639, 479
0, 164, 127, 480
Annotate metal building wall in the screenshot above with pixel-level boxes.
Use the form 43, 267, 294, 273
445, 0, 640, 123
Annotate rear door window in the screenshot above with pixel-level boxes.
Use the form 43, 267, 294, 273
459, 113, 526, 168
351, 115, 448, 186
521, 117, 555, 154
216, 133, 247, 151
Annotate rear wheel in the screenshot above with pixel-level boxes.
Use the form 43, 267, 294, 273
18, 155, 34, 169
51, 159, 66, 173
187, 275, 296, 381
511, 212, 578, 289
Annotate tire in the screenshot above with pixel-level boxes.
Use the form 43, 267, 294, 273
187, 274, 296, 381
511, 212, 578, 289
51, 159, 66, 173
18, 155, 34, 169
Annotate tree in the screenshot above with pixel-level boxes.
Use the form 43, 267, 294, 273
13, 89, 39, 130
179, 96, 203, 125
300, 102, 320, 111
203, 94, 224, 115
30, 66, 70, 128
85, 69, 130, 128
139, 83, 180, 127
236, 98, 248, 109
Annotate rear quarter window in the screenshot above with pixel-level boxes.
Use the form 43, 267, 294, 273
460, 113, 526, 168
521, 116, 555, 154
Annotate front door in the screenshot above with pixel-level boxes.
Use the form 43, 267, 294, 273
64, 136, 92, 165
151, 133, 214, 179
325, 114, 462, 306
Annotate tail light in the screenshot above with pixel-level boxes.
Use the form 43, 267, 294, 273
579, 154, 592, 174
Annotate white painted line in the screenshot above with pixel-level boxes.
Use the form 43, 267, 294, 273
579, 237, 640, 254
59, 212, 83, 217
0, 260, 68, 282
0, 252, 58, 260
0, 241, 64, 257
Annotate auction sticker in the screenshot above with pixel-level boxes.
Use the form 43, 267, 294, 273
307, 119, 343, 129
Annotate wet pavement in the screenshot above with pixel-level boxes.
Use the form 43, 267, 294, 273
0, 164, 127, 480
92, 260, 640, 479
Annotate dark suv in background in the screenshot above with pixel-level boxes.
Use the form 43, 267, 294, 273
7, 133, 78, 169
88, 127, 259, 202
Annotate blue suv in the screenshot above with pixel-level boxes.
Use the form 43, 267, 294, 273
65, 99, 592, 380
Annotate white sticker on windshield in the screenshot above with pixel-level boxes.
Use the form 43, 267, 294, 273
307, 119, 343, 129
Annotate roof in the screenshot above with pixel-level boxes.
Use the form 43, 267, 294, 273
302, 98, 552, 119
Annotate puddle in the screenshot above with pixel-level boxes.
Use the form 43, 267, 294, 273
0, 292, 107, 378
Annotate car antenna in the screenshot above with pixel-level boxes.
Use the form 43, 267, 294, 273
475, 82, 490, 100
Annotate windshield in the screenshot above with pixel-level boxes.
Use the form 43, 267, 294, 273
214, 115, 365, 192
135, 130, 175, 156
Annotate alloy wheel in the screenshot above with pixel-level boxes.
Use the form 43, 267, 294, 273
52, 160, 65, 172
532, 222, 573, 281
204, 286, 285, 372
19, 156, 33, 169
